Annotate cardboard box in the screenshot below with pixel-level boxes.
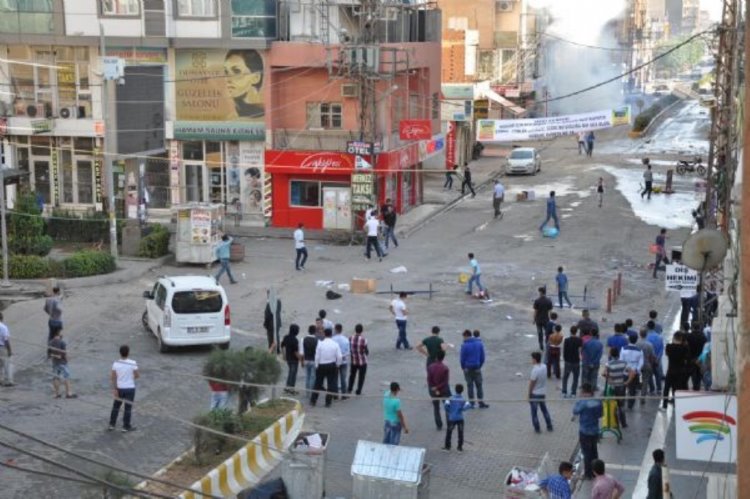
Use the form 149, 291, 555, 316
351, 278, 377, 294
516, 192, 527, 202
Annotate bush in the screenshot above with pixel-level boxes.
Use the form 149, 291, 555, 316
137, 224, 171, 258
9, 255, 50, 278
8, 191, 53, 256
46, 209, 124, 244
632, 95, 680, 132
192, 408, 280, 464
62, 251, 116, 277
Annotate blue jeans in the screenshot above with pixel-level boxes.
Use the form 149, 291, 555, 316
286, 361, 299, 388
467, 273, 484, 294
215, 258, 236, 283
562, 362, 580, 396
384, 225, 398, 249
383, 420, 402, 445
529, 394, 553, 431
304, 362, 316, 393
109, 388, 136, 429
395, 319, 409, 349
365, 236, 384, 259
539, 213, 560, 231
581, 364, 600, 392
338, 364, 348, 394
210, 391, 229, 410
295, 248, 308, 269
558, 291, 572, 308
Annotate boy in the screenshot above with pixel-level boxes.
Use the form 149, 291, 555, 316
443, 383, 466, 451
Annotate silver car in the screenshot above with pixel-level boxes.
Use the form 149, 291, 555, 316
505, 147, 542, 175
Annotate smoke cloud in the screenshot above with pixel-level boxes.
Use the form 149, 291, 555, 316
528, 0, 627, 115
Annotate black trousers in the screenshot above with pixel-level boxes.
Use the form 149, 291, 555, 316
430, 387, 450, 429
641, 180, 653, 199
627, 374, 640, 409
348, 364, 367, 395
310, 363, 338, 406
445, 420, 464, 450
461, 179, 475, 196
579, 433, 599, 479
662, 372, 688, 408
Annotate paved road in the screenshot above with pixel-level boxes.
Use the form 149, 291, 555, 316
0, 110, 702, 498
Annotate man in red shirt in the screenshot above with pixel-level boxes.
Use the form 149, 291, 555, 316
427, 350, 451, 430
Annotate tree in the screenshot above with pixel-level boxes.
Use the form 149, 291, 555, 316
653, 36, 705, 76
203, 348, 281, 414
7, 191, 53, 256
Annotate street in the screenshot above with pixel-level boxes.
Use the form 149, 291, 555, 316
0, 109, 707, 498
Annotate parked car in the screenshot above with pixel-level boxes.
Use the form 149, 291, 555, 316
505, 147, 542, 175
142, 275, 231, 352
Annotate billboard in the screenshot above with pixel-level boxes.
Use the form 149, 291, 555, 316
476, 106, 632, 142
175, 49, 265, 141
676, 392, 737, 463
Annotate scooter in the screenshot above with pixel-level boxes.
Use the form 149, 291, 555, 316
676, 156, 706, 177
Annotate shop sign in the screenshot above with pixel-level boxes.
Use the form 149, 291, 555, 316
93, 148, 103, 206
676, 392, 737, 463
169, 141, 181, 206
445, 121, 457, 169
665, 264, 699, 292
398, 119, 432, 141
418, 134, 444, 161
441, 84, 474, 99
266, 151, 355, 173
50, 145, 59, 206
0, 118, 6, 137
108, 47, 168, 65
31, 119, 53, 135
239, 142, 264, 214
173, 121, 264, 141
346, 141, 373, 155
473, 99, 489, 120
351, 172, 375, 211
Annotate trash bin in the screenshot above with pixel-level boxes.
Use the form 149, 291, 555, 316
351, 440, 430, 499
281, 431, 329, 499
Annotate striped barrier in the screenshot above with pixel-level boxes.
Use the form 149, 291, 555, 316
263, 172, 273, 221
180, 400, 304, 499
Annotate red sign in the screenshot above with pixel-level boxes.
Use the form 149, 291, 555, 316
266, 150, 355, 174
376, 143, 419, 171
399, 119, 432, 141
445, 121, 457, 169
0, 118, 6, 137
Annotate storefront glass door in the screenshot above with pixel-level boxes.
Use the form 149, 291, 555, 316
32, 159, 52, 204
185, 162, 205, 202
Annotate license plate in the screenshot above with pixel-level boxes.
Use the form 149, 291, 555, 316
187, 326, 209, 334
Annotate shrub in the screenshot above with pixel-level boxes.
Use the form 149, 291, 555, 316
8, 191, 53, 256
46, 209, 124, 244
9, 255, 50, 278
137, 224, 171, 258
62, 251, 116, 277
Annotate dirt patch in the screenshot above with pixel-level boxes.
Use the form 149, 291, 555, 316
139, 399, 296, 497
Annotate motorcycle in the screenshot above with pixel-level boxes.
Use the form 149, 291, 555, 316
676, 156, 706, 177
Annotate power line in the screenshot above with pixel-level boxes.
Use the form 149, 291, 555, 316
0, 460, 99, 487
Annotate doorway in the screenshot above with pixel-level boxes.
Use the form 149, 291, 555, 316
322, 187, 351, 230
185, 162, 205, 202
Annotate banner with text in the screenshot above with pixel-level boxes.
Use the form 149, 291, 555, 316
476, 106, 631, 142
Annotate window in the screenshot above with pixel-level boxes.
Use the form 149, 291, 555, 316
510, 150, 533, 159
171, 290, 223, 314
101, 0, 140, 16
290, 180, 320, 207
231, 0, 277, 38
155, 284, 167, 309
0, 0, 54, 35
177, 0, 216, 17
306, 102, 342, 129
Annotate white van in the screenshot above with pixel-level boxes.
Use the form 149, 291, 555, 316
141, 275, 231, 352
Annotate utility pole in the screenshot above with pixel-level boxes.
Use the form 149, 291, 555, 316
0, 171, 9, 287
99, 24, 118, 259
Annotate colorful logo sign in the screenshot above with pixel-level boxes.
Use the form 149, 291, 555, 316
682, 411, 737, 444
399, 120, 432, 141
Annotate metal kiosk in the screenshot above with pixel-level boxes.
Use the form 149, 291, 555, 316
174, 203, 225, 264
351, 440, 430, 499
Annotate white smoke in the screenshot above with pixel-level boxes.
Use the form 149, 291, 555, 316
528, 0, 627, 115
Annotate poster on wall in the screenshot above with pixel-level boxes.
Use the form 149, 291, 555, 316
675, 392, 737, 463
445, 121, 457, 169
476, 106, 632, 142
175, 49, 265, 141
239, 142, 264, 214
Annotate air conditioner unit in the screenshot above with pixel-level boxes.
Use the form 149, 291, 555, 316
26, 103, 39, 117
497, 1, 513, 12
59, 106, 79, 119
30, 102, 53, 118
341, 83, 359, 98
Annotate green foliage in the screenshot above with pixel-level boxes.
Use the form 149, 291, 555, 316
192, 408, 279, 464
632, 95, 680, 132
654, 36, 705, 76
203, 348, 282, 413
62, 250, 116, 277
137, 224, 171, 258
9, 255, 50, 278
9, 251, 116, 279
7, 191, 53, 256
46, 209, 122, 243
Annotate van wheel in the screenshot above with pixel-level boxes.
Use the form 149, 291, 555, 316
218, 342, 230, 351
141, 311, 150, 331
157, 329, 169, 353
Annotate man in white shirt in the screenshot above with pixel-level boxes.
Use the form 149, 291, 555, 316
294, 222, 307, 271
0, 313, 13, 386
493, 180, 506, 219
109, 345, 139, 432
364, 216, 384, 261
620, 334, 644, 410
310, 329, 342, 407
390, 292, 411, 350
332, 324, 351, 399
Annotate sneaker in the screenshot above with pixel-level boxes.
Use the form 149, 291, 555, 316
457, 447, 463, 452
54, 394, 62, 399
441, 446, 450, 452
561, 393, 568, 399
121, 426, 136, 433
65, 394, 78, 399
478, 403, 490, 409
107, 425, 115, 431
547, 426, 554, 432
534, 428, 541, 434
464, 402, 475, 410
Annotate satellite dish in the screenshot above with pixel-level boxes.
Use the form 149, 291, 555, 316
681, 229, 728, 271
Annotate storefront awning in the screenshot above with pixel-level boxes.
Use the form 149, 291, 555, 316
481, 89, 526, 117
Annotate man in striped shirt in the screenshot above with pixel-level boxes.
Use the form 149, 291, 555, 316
604, 347, 635, 429
348, 324, 369, 395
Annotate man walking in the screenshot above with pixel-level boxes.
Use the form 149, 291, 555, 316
383, 382, 409, 445
581, 331, 604, 392
332, 324, 351, 399
310, 328, 342, 408
641, 160, 654, 200
214, 234, 237, 284
591, 460, 625, 498
417, 326, 446, 367
647, 322, 665, 393
577, 309, 600, 337
555, 267, 573, 308
653, 228, 668, 279
382, 198, 399, 250
294, 223, 307, 271
460, 330, 489, 409
603, 347, 634, 428
443, 384, 466, 452
461, 163, 476, 198
44, 286, 64, 347
620, 335, 644, 409
466, 253, 485, 296
573, 383, 603, 479
585, 131, 595, 157
662, 332, 690, 410
390, 292, 411, 350
427, 350, 451, 430
348, 324, 369, 395
109, 345, 139, 432
596, 177, 604, 208
562, 326, 582, 398
533, 287, 553, 351
263, 290, 282, 354
648, 449, 668, 499
49, 330, 76, 399
492, 180, 505, 219
539, 191, 560, 232
280, 324, 303, 395
364, 215, 384, 262
0, 313, 13, 387
638, 328, 657, 404
444, 164, 457, 190
528, 352, 554, 433
302, 325, 319, 395
577, 132, 587, 155
547, 324, 563, 379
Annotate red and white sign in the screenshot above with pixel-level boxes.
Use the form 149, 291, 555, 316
265, 150, 355, 174
445, 121, 457, 169
399, 119, 432, 141
0, 118, 7, 137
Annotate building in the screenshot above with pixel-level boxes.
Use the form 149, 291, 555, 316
665, 0, 701, 36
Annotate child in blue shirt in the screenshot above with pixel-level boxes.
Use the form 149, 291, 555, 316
443, 384, 466, 451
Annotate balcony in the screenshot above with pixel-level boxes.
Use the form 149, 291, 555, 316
272, 129, 400, 152
0, 9, 54, 35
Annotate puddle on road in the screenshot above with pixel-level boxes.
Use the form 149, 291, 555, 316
596, 165, 697, 229
507, 176, 593, 200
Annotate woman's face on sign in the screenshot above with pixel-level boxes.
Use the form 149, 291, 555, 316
224, 54, 260, 98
